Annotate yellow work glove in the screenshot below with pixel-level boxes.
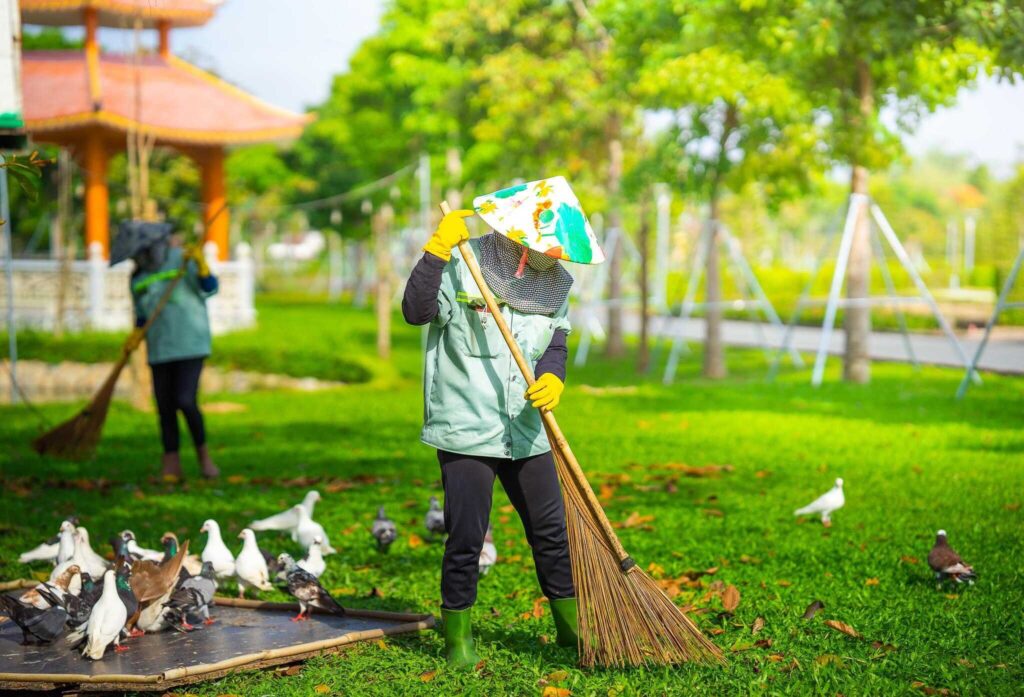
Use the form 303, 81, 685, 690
525, 373, 565, 412
423, 209, 473, 262
184, 243, 211, 278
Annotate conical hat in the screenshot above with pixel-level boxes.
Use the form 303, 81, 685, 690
473, 176, 605, 265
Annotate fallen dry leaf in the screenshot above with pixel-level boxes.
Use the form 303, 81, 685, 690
865, 578, 880, 586
911, 682, 953, 696
1003, 502, 1021, 512
419, 670, 437, 682
900, 555, 919, 565
802, 600, 825, 620
722, 585, 740, 612
617, 511, 655, 529
755, 470, 772, 478
541, 687, 572, 697
408, 534, 423, 549
375, 639, 388, 650
739, 555, 761, 565
703, 508, 724, 517
546, 670, 569, 683
815, 654, 845, 667
313, 686, 330, 695
777, 579, 792, 587
824, 619, 861, 638
225, 475, 247, 484
752, 617, 765, 635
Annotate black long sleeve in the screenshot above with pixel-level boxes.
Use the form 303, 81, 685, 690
402, 252, 447, 325
535, 329, 568, 383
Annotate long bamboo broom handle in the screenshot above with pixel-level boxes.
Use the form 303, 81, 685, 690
441, 201, 636, 571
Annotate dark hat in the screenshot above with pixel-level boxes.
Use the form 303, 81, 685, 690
110, 220, 173, 266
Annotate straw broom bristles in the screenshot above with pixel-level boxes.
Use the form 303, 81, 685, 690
551, 439, 724, 667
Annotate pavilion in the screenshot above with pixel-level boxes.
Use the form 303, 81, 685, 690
19, 0, 310, 259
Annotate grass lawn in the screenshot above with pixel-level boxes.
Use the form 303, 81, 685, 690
1, 298, 1022, 696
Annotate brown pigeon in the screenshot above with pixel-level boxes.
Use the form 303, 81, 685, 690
927, 530, 977, 587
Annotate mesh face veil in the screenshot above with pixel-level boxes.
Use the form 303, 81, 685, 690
476, 232, 573, 315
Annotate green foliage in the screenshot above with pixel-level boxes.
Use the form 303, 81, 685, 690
1, 301, 1022, 695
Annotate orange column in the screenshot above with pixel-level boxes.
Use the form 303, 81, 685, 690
157, 20, 171, 59
83, 135, 110, 258
200, 147, 229, 260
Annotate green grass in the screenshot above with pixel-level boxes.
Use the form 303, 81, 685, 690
1, 299, 1022, 696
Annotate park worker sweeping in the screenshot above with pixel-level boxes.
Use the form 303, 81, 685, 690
113, 221, 220, 481
402, 177, 605, 669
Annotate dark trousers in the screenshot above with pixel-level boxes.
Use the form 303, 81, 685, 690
438, 449, 574, 610
150, 358, 206, 454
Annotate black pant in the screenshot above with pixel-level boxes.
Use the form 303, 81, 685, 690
150, 358, 206, 454
438, 449, 574, 610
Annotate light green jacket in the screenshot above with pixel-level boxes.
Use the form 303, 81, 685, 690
131, 247, 217, 366
421, 239, 571, 459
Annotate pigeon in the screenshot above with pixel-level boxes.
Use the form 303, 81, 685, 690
128, 541, 187, 636
72, 527, 111, 578
121, 530, 165, 563
200, 519, 236, 579
235, 529, 274, 598
278, 554, 345, 621
175, 561, 217, 625
371, 507, 397, 553
297, 536, 326, 578
161, 532, 202, 576
56, 520, 77, 565
424, 496, 446, 539
293, 505, 336, 554
79, 569, 129, 659
794, 477, 845, 526
18, 541, 59, 565
48, 559, 84, 596
0, 594, 68, 644
250, 490, 322, 533
928, 530, 977, 587
36, 581, 94, 629
479, 526, 497, 576
20, 564, 80, 609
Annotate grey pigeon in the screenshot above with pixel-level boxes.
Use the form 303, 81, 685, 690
279, 555, 345, 621
0, 594, 68, 644
175, 561, 217, 626
372, 507, 398, 553
424, 496, 446, 539
928, 530, 977, 587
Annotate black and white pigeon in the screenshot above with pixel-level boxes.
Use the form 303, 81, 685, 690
35, 583, 93, 629
928, 530, 977, 587
278, 554, 345, 622
794, 477, 845, 527
0, 594, 68, 644
176, 561, 217, 625
372, 506, 397, 553
424, 496, 446, 539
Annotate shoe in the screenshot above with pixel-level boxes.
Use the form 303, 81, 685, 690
550, 596, 579, 649
441, 607, 480, 670
160, 452, 183, 480
196, 445, 220, 478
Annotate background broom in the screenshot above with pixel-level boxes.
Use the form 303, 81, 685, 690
31, 206, 226, 460
441, 202, 724, 668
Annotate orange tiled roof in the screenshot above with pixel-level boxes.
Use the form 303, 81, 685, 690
21, 0, 217, 28
23, 51, 311, 146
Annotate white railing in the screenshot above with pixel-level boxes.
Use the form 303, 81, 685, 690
0, 241, 256, 334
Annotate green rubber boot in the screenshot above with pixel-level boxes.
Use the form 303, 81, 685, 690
550, 597, 579, 649
441, 607, 480, 670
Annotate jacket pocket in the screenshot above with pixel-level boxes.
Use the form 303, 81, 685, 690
458, 305, 503, 358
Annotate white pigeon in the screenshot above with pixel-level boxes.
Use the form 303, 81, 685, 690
56, 520, 77, 565
292, 505, 336, 554
794, 477, 845, 527
200, 519, 236, 579
235, 528, 273, 598
479, 526, 497, 576
250, 490, 322, 533
121, 530, 164, 562
82, 569, 127, 660
71, 527, 110, 579
297, 536, 326, 578
18, 541, 59, 565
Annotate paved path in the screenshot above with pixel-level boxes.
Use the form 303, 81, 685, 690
584, 311, 1024, 375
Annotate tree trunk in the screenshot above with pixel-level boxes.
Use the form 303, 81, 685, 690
844, 60, 873, 383
604, 125, 626, 359
637, 194, 651, 374
374, 205, 393, 360
704, 196, 726, 379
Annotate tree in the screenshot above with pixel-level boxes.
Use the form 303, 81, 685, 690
792, 0, 1021, 382
634, 0, 822, 378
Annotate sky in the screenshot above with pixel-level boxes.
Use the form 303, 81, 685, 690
96, 0, 1024, 177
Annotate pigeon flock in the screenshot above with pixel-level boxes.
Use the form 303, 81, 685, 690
4, 490, 497, 660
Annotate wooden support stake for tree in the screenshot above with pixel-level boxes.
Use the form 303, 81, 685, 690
374, 204, 393, 360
